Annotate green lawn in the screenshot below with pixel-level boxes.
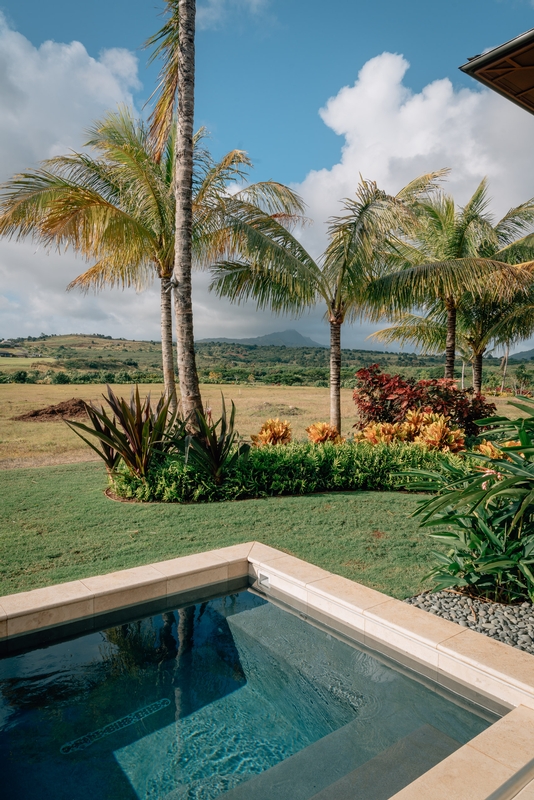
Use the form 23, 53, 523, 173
0, 461, 438, 599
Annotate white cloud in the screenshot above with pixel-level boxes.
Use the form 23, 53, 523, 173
296, 52, 534, 261
0, 14, 140, 176
0, 15, 147, 340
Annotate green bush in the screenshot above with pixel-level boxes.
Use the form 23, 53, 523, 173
51, 371, 71, 384
406, 396, 534, 603
114, 441, 468, 503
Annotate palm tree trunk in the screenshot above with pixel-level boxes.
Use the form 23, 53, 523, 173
173, 0, 202, 423
501, 345, 509, 393
461, 361, 465, 390
473, 352, 483, 394
160, 275, 177, 412
329, 319, 342, 434
444, 298, 456, 379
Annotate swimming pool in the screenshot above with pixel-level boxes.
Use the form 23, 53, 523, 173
0, 588, 495, 800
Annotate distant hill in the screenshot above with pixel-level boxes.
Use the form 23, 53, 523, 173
509, 348, 534, 361
198, 329, 327, 348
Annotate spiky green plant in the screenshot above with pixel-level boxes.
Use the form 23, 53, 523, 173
184, 395, 250, 485
67, 385, 182, 480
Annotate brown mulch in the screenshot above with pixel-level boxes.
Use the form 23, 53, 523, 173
12, 398, 89, 422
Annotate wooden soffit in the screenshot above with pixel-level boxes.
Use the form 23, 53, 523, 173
460, 28, 534, 115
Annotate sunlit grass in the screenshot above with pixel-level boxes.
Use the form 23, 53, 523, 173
0, 461, 436, 599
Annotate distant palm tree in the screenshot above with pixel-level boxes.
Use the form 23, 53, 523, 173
0, 109, 303, 410
370, 283, 534, 394
366, 180, 534, 379
210, 173, 443, 434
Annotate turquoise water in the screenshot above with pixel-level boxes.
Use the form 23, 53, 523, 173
0, 591, 492, 799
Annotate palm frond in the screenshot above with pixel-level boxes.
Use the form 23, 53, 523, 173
144, 1, 180, 160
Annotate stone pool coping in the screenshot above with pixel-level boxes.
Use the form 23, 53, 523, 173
1, 541, 534, 799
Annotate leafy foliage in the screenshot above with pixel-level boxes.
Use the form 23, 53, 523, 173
353, 364, 495, 436
251, 418, 292, 446
355, 412, 465, 452
403, 397, 534, 602
306, 422, 344, 443
67, 385, 181, 479
115, 441, 468, 503
184, 396, 250, 485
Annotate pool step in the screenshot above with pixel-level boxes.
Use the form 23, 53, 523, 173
219, 723, 459, 800
308, 724, 459, 800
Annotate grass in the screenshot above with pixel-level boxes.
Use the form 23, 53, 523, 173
0, 461, 438, 600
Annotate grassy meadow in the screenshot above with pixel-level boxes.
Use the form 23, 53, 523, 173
0, 382, 358, 468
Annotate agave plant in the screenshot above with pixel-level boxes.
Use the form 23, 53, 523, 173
184, 395, 249, 485
67, 385, 182, 480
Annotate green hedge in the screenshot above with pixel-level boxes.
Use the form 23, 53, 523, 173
114, 441, 470, 503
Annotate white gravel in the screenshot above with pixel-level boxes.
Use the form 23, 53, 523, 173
404, 591, 534, 655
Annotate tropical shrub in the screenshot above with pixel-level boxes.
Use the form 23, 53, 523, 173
252, 418, 292, 446
413, 415, 465, 453
114, 441, 470, 503
67, 385, 182, 480
355, 412, 465, 453
352, 364, 496, 436
355, 422, 408, 445
306, 422, 344, 443
405, 397, 534, 602
184, 396, 250, 485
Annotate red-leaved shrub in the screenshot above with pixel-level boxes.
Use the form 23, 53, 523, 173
353, 364, 496, 437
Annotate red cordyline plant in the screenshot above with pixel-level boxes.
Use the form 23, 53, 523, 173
352, 364, 496, 437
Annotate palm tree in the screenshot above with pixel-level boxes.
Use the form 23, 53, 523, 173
146, 0, 200, 421
366, 180, 534, 379
0, 110, 303, 411
210, 173, 443, 434
370, 284, 534, 394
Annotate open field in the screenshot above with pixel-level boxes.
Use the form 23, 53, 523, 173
0, 357, 55, 373
0, 382, 524, 469
0, 382, 357, 468
0, 461, 435, 598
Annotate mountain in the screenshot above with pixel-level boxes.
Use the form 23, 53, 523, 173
509, 348, 534, 361
198, 329, 327, 348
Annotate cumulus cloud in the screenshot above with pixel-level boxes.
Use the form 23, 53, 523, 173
0, 14, 140, 177
296, 52, 534, 260
0, 15, 147, 339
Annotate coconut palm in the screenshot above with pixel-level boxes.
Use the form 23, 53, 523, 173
370, 283, 534, 394
366, 180, 534, 379
145, 0, 200, 421
0, 109, 304, 411
210, 173, 444, 434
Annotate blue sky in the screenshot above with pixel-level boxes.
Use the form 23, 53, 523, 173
3, 0, 534, 183
1, 0, 534, 348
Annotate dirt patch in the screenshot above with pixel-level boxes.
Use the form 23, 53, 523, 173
13, 398, 89, 422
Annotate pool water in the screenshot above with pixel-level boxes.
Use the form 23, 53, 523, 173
0, 590, 493, 800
